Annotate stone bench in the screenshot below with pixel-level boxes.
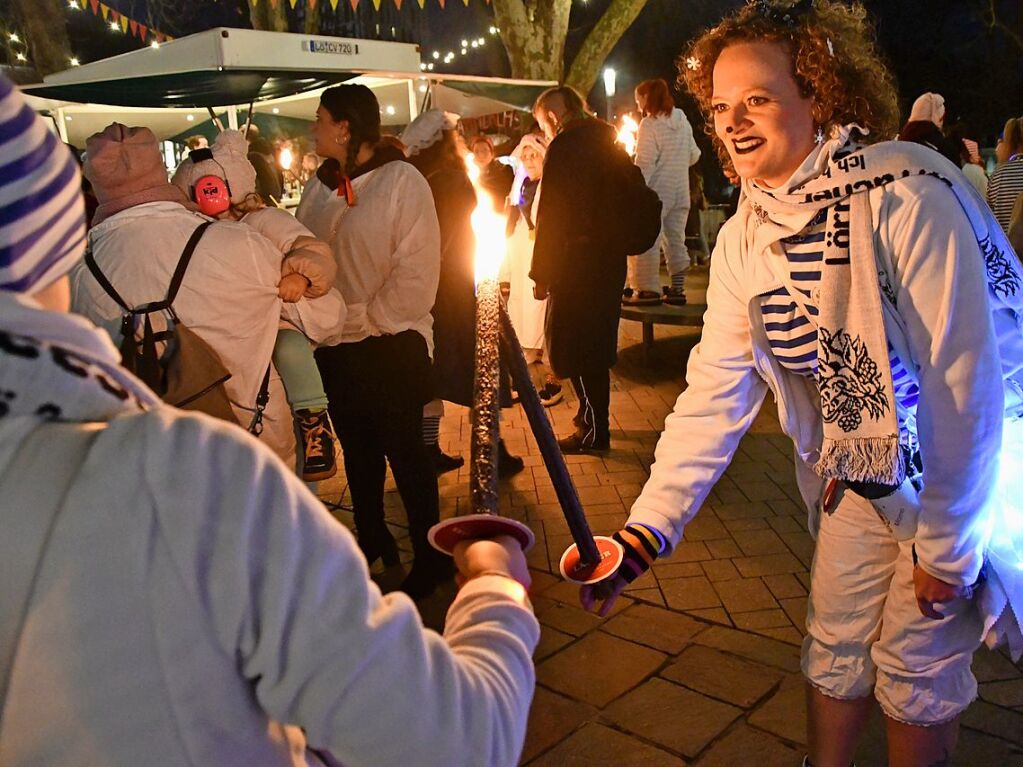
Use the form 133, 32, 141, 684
620, 302, 706, 365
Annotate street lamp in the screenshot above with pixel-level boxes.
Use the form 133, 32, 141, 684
602, 67, 616, 122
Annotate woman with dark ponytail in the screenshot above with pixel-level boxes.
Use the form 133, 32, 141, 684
297, 85, 450, 600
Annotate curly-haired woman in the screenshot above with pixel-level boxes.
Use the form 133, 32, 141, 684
581, 2, 1023, 765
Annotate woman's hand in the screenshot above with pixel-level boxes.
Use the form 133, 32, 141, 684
913, 566, 965, 620
278, 273, 311, 302
579, 573, 629, 618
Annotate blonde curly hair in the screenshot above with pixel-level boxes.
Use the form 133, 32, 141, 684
680, 0, 900, 170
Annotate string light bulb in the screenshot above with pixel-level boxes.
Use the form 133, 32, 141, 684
109, 21, 119, 32
69, 57, 80, 66
9, 33, 20, 43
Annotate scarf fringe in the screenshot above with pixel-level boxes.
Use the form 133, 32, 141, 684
816, 435, 902, 485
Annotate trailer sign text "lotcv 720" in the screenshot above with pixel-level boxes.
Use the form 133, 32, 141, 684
302, 40, 360, 56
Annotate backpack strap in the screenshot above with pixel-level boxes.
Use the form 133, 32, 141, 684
84, 243, 131, 314
165, 220, 214, 307
0, 422, 104, 714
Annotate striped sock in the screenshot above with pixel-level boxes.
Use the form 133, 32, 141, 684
422, 415, 441, 446
670, 271, 686, 291
612, 523, 664, 583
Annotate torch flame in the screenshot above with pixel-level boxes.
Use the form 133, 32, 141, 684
278, 146, 293, 171
465, 152, 506, 285
617, 115, 639, 157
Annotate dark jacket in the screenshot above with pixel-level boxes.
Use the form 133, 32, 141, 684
530, 117, 641, 377
898, 121, 960, 167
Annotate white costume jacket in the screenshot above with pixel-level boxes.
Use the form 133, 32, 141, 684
629, 146, 1023, 596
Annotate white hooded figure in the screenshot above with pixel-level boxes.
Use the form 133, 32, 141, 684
626, 79, 702, 305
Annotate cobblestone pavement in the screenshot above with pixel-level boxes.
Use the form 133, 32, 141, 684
318, 265, 1023, 766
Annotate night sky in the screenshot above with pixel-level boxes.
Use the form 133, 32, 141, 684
6, 0, 1022, 146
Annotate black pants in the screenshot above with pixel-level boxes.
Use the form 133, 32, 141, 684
316, 331, 439, 562
571, 369, 611, 447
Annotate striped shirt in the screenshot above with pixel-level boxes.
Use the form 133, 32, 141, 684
987, 156, 1023, 233
759, 208, 920, 433
0, 74, 86, 293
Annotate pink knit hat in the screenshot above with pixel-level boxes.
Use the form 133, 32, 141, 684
171, 129, 258, 206
908, 92, 945, 127
84, 123, 194, 225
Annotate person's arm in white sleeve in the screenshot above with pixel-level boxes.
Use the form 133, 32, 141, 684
634, 118, 658, 186
145, 413, 539, 767
883, 177, 1004, 587
684, 113, 702, 166
628, 220, 769, 550
364, 170, 441, 336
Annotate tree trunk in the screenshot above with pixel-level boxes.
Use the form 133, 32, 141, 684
565, 0, 649, 94
305, 0, 321, 35
248, 1, 268, 31
265, 0, 290, 33
492, 0, 571, 82
10, 0, 72, 76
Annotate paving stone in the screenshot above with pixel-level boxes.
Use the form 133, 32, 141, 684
779, 531, 816, 567
705, 538, 743, 559
685, 607, 733, 626
795, 570, 812, 591
527, 721, 686, 766
532, 595, 631, 637
779, 597, 808, 630
973, 646, 1023, 682
661, 576, 723, 612
693, 723, 802, 767
661, 644, 784, 708
980, 678, 1023, 708
693, 625, 802, 672
752, 626, 804, 645
520, 687, 596, 764
766, 514, 803, 534
605, 677, 742, 758
714, 501, 775, 521
748, 674, 808, 745
722, 517, 771, 532
528, 569, 562, 595
534, 626, 575, 662
953, 727, 1023, 767
536, 631, 666, 708
739, 480, 790, 502
732, 529, 790, 556
628, 587, 667, 607
712, 577, 778, 613
603, 603, 707, 654
652, 561, 705, 579
670, 541, 713, 562
733, 552, 806, 578
680, 516, 729, 541
701, 559, 742, 582
762, 573, 808, 600
962, 701, 1023, 746
731, 609, 793, 631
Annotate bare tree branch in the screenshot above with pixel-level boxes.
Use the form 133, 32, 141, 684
565, 0, 649, 94
9, 0, 71, 76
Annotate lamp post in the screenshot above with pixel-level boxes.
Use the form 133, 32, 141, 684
603, 67, 617, 122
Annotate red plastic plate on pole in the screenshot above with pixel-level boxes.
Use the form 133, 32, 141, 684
428, 514, 535, 555
559, 536, 624, 585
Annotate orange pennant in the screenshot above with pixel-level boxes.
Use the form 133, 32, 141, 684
349, 0, 358, 9
394, 0, 402, 8
129, 19, 138, 36
89, 0, 98, 13
138, 23, 147, 38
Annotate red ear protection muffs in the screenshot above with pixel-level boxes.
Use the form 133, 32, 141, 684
187, 147, 232, 217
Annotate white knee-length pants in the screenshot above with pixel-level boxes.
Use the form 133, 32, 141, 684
802, 488, 983, 725
626, 194, 690, 293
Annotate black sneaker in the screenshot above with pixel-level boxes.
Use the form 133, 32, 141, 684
498, 439, 525, 478
622, 287, 634, 301
663, 285, 687, 306
558, 432, 610, 454
428, 443, 464, 475
538, 379, 563, 407
297, 409, 338, 481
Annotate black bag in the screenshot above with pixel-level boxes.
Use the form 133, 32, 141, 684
84, 221, 241, 426
610, 146, 663, 255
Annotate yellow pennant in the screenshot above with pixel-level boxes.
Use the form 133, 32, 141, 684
100, 3, 109, 20
372, 0, 381, 8
329, 0, 339, 8
288, 0, 298, 6
119, 15, 128, 33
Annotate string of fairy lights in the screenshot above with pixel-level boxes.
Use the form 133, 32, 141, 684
5, 2, 503, 73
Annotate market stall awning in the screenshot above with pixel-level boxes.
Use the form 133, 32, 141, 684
23, 27, 421, 108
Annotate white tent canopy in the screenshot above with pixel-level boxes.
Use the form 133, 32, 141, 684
22, 28, 555, 146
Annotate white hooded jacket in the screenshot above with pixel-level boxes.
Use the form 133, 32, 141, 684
634, 107, 701, 207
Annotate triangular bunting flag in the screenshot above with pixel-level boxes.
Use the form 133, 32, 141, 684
89, 0, 98, 13
119, 15, 128, 33
155, 31, 165, 43
417, 0, 425, 7
349, 0, 359, 10
110, 10, 118, 21
437, 0, 444, 7
462, 0, 468, 5
394, 0, 402, 8
288, 0, 298, 7
328, 0, 339, 9
308, 0, 316, 7
129, 19, 138, 36
100, 3, 109, 20
269, 0, 277, 8
372, 0, 381, 9
138, 23, 147, 38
